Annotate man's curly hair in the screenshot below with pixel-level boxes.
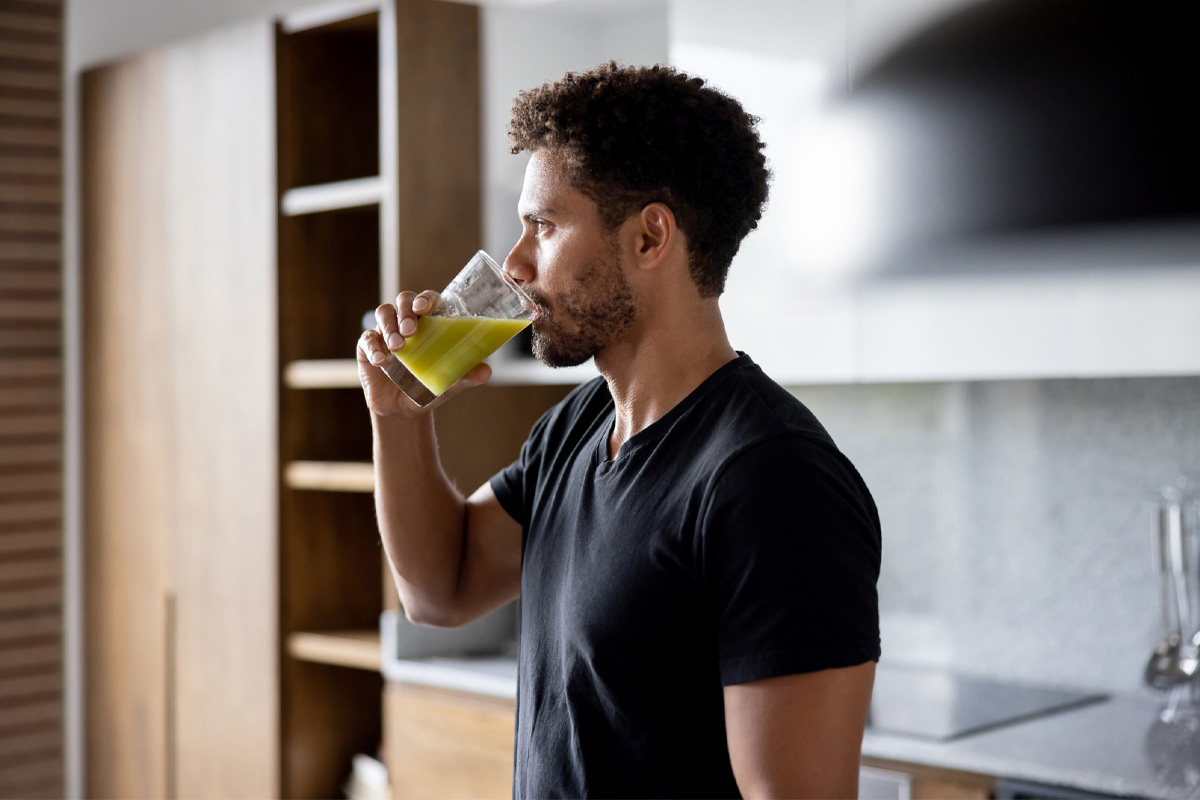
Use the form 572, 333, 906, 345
508, 62, 770, 298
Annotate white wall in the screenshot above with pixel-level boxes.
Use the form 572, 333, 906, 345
480, 2, 668, 259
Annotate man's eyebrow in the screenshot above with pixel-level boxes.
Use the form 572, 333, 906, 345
520, 206, 555, 221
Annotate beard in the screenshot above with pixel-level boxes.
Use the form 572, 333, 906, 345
526, 250, 637, 368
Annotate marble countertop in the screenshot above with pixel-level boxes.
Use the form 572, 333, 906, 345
382, 654, 517, 700
862, 691, 1198, 799
382, 655, 1198, 799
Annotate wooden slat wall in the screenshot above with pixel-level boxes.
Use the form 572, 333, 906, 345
0, 0, 63, 798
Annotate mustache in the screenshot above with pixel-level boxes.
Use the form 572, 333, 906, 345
523, 289, 552, 317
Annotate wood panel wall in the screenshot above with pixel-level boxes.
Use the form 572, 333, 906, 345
0, 0, 64, 797
82, 20, 279, 800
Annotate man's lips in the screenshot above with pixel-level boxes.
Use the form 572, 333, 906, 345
523, 294, 549, 324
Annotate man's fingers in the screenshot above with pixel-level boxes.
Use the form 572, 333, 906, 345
433, 362, 493, 407
461, 361, 492, 386
395, 291, 419, 338
358, 329, 388, 365
412, 290, 441, 315
375, 303, 403, 351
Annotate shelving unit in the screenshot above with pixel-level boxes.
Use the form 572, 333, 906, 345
283, 354, 599, 390
275, 6, 384, 797
285, 460, 375, 492
489, 353, 600, 386
281, 176, 384, 216
274, 2, 581, 796
288, 630, 383, 671
284, 358, 362, 389
82, 1, 582, 796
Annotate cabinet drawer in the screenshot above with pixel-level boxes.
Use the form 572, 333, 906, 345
385, 682, 516, 799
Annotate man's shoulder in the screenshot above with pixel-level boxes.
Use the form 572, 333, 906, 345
678, 357, 876, 499
696, 361, 880, 534
698, 357, 837, 454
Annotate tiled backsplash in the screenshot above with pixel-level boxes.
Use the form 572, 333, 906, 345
791, 377, 1200, 695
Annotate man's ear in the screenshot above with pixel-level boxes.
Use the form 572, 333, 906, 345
631, 202, 676, 271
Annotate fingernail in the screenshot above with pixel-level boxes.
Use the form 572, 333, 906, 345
414, 297, 428, 312
387, 333, 402, 349
400, 318, 417, 336
370, 350, 384, 365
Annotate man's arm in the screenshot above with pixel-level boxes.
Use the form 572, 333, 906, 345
724, 661, 876, 799
360, 291, 523, 628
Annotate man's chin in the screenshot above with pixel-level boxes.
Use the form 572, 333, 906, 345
533, 350, 592, 369
531, 332, 593, 369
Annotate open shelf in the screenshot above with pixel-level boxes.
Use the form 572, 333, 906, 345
285, 359, 361, 388
277, 13, 378, 190
285, 356, 599, 390
288, 629, 381, 671
282, 176, 383, 216
279, 207, 379, 362
489, 354, 599, 386
286, 461, 374, 492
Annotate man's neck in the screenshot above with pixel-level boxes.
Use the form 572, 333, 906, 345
595, 300, 738, 460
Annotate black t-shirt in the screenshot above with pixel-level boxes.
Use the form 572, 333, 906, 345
490, 354, 881, 799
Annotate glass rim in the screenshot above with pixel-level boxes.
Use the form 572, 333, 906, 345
477, 250, 535, 307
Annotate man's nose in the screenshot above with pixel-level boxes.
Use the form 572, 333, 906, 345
503, 239, 535, 287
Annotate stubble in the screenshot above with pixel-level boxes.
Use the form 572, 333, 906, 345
528, 252, 637, 368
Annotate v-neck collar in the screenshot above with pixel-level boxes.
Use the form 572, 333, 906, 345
593, 353, 752, 472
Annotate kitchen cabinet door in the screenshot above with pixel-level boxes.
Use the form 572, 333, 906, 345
83, 51, 173, 800
161, 22, 279, 799
385, 682, 515, 799
83, 19, 279, 800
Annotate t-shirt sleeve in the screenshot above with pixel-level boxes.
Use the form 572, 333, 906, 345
700, 434, 882, 686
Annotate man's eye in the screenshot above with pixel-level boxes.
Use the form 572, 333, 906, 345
535, 220, 550, 234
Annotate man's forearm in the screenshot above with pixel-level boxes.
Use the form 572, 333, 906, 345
372, 411, 468, 625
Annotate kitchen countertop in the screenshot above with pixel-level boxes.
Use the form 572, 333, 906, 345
382, 654, 517, 699
862, 691, 1197, 799
382, 655, 1198, 799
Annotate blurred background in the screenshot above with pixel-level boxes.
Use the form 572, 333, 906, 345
3, 0, 1199, 797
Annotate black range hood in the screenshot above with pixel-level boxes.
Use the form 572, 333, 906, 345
840, 0, 1200, 275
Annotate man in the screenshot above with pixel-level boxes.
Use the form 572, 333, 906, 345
358, 63, 881, 799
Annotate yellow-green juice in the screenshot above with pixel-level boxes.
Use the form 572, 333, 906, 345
393, 316, 530, 396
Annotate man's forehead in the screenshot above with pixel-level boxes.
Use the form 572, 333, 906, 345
518, 150, 577, 212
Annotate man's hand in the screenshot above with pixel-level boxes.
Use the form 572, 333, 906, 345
357, 289, 492, 417
724, 661, 876, 799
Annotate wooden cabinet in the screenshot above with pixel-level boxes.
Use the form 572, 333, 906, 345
861, 757, 994, 800
83, 19, 279, 799
378, 680, 999, 800
385, 682, 516, 800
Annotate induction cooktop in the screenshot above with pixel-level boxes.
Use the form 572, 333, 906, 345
867, 665, 1109, 741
